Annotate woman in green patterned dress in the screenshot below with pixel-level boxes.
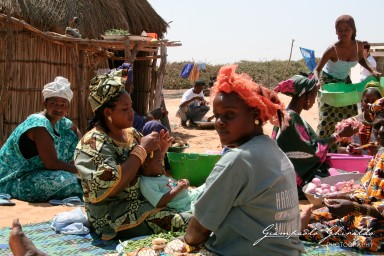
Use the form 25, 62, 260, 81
0, 76, 82, 202
74, 70, 189, 241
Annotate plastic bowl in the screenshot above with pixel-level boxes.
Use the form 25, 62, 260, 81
319, 76, 377, 107
167, 152, 221, 186
303, 173, 364, 209
168, 143, 189, 153
326, 153, 372, 173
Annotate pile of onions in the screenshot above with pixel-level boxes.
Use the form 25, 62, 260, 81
305, 177, 362, 195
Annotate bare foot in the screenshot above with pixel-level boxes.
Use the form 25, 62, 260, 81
9, 218, 47, 256
300, 205, 314, 232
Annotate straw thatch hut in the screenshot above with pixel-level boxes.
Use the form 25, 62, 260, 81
0, 0, 180, 145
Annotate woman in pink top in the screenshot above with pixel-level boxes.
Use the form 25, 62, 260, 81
313, 15, 381, 152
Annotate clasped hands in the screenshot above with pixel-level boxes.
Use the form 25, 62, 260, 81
140, 129, 173, 156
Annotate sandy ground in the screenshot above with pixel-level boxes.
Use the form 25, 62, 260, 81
0, 90, 317, 228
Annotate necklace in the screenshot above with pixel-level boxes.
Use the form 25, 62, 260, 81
362, 112, 373, 125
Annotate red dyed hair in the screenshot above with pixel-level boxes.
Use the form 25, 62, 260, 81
210, 65, 290, 129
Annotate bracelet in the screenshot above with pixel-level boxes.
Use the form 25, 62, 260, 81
353, 202, 361, 215
130, 145, 147, 164
332, 133, 341, 142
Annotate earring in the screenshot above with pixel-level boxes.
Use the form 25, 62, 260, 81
307, 99, 311, 106
107, 116, 112, 123
255, 120, 260, 125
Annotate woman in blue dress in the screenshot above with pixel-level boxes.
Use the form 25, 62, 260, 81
0, 76, 83, 202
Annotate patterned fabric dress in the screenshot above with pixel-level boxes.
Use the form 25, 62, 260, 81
301, 147, 384, 252
0, 114, 82, 202
272, 110, 330, 200
317, 72, 358, 152
74, 128, 188, 240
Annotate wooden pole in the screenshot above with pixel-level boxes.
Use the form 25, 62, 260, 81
283, 39, 295, 79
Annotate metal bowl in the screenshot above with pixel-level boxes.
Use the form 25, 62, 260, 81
193, 121, 215, 129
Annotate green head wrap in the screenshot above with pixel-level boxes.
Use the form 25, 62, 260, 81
88, 69, 126, 112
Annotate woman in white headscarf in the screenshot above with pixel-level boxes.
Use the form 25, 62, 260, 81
0, 76, 83, 202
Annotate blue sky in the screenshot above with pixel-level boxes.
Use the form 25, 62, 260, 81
148, 0, 383, 65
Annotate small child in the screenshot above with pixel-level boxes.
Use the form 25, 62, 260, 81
139, 149, 205, 213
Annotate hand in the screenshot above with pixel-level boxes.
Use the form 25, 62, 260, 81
178, 179, 189, 188
346, 143, 363, 155
140, 132, 160, 153
372, 70, 382, 79
338, 124, 360, 138
158, 129, 173, 155
323, 198, 354, 218
316, 81, 323, 90
194, 96, 205, 102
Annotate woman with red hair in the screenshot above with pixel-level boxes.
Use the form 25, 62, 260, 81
183, 65, 304, 255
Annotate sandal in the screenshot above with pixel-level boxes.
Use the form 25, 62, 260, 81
49, 196, 84, 207
0, 193, 16, 206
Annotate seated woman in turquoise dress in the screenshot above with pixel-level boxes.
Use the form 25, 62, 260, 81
0, 76, 83, 202
74, 70, 189, 241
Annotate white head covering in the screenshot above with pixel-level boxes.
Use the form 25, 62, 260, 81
42, 76, 73, 102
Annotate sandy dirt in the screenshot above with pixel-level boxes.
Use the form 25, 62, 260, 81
0, 90, 317, 228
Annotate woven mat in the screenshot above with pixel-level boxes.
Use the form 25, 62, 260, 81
0, 221, 118, 256
0, 221, 379, 255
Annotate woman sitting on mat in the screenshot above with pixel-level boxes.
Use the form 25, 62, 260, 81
183, 65, 304, 255
300, 97, 384, 252
272, 74, 359, 200
74, 70, 189, 241
0, 76, 82, 202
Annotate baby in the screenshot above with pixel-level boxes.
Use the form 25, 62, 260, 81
139, 149, 205, 213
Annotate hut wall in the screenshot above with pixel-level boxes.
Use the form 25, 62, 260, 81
0, 25, 107, 144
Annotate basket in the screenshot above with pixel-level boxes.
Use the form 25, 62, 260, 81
326, 153, 372, 173
303, 173, 364, 208
318, 76, 377, 107
167, 152, 221, 186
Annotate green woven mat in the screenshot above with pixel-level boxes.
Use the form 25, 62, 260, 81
0, 221, 118, 256
0, 221, 380, 255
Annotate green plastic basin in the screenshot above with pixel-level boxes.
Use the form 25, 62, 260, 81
319, 76, 379, 107
167, 152, 221, 186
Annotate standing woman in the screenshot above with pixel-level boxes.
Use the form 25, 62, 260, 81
184, 65, 304, 255
0, 76, 82, 202
314, 15, 381, 151
74, 71, 188, 241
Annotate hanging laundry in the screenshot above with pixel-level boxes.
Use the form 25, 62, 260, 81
179, 63, 194, 79
197, 63, 206, 71
188, 64, 200, 83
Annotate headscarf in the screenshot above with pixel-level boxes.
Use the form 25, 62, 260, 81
369, 97, 384, 118
335, 15, 356, 40
274, 74, 317, 97
42, 76, 73, 102
88, 69, 126, 112
117, 63, 134, 83
210, 65, 289, 130
141, 120, 168, 136
363, 81, 384, 97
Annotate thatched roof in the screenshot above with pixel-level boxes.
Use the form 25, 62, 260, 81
0, 0, 169, 39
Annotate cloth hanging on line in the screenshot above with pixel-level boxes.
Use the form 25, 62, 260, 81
179, 63, 194, 79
